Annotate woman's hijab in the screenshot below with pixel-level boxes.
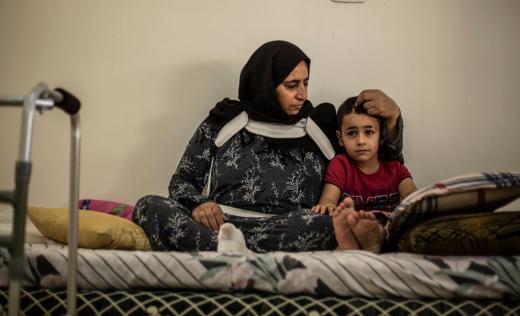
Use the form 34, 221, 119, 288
208, 40, 338, 154
238, 40, 312, 124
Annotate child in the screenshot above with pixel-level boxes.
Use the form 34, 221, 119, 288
311, 96, 416, 253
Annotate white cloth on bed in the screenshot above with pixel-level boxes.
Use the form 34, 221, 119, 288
3, 243, 518, 301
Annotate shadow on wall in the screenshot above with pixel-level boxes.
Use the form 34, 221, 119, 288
107, 61, 237, 203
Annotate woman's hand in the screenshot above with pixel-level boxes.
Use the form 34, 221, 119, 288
311, 203, 336, 215
192, 202, 225, 231
355, 89, 400, 122
355, 89, 401, 141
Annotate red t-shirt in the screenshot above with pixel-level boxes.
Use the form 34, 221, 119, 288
324, 154, 412, 215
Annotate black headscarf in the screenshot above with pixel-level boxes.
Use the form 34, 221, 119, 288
208, 40, 339, 154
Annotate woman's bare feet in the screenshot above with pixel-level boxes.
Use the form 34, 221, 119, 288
349, 211, 383, 254
333, 197, 360, 250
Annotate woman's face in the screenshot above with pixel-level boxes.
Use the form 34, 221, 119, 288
275, 60, 309, 116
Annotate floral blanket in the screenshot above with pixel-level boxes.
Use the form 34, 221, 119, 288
0, 244, 518, 300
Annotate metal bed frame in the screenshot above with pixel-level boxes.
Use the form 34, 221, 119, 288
0, 82, 81, 316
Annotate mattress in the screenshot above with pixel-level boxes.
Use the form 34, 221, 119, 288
1, 243, 518, 301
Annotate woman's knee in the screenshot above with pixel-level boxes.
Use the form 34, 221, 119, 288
133, 195, 170, 224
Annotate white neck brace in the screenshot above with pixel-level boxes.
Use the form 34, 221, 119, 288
214, 111, 335, 160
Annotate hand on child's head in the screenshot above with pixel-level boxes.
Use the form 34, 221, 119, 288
354, 89, 400, 121
354, 93, 366, 108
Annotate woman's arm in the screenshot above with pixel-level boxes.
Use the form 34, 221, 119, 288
311, 183, 341, 215
168, 118, 220, 213
382, 116, 404, 162
398, 177, 417, 200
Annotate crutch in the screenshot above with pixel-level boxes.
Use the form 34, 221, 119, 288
0, 82, 81, 316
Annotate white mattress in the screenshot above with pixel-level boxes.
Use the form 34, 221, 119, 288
1, 243, 518, 301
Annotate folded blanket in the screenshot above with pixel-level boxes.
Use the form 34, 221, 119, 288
79, 199, 134, 220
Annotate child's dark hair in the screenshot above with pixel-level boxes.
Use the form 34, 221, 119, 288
337, 96, 383, 130
337, 96, 386, 152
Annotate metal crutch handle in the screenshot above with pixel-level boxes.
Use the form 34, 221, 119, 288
53, 88, 81, 115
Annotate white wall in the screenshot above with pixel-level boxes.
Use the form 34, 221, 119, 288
1, 0, 519, 210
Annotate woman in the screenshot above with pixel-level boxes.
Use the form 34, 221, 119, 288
133, 40, 403, 252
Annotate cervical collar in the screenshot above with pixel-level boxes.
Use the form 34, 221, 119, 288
215, 111, 335, 160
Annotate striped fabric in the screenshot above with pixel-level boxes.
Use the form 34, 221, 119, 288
2, 243, 519, 300
386, 172, 520, 245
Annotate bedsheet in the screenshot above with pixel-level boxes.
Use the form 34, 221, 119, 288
0, 244, 518, 301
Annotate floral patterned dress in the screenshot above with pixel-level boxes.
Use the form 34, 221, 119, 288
133, 118, 337, 252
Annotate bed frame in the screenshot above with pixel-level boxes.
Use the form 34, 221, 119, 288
0, 83, 81, 316
1, 288, 519, 316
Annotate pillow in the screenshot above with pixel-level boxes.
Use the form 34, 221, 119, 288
79, 199, 134, 220
27, 206, 151, 251
397, 212, 520, 255
386, 172, 520, 248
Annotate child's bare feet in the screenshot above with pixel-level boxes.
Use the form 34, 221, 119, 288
349, 211, 383, 254
333, 197, 360, 250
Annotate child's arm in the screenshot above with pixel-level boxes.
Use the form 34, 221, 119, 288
311, 183, 341, 215
398, 177, 417, 200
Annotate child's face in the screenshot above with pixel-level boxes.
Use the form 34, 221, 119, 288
337, 113, 380, 164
